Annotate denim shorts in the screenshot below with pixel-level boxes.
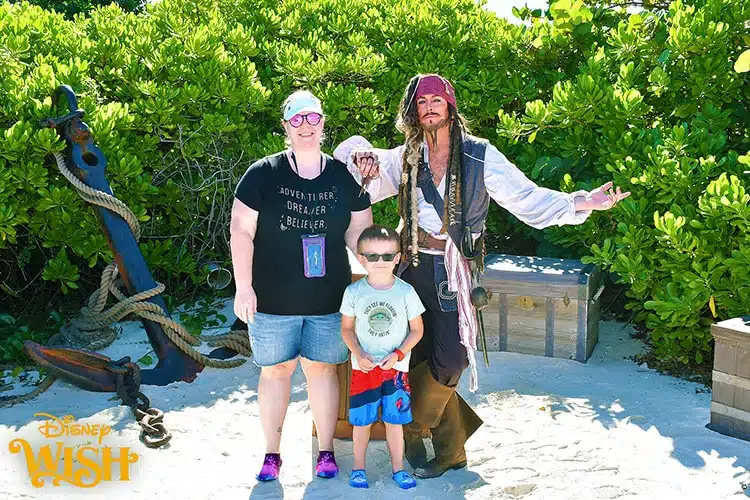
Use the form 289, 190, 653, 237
247, 312, 349, 367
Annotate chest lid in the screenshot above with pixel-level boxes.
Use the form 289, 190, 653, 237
481, 254, 599, 300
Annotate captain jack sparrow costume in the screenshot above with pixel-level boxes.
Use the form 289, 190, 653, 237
334, 74, 595, 478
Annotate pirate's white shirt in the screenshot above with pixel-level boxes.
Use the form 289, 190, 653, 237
333, 136, 592, 255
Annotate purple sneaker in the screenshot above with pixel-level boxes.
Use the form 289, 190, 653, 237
315, 450, 338, 478
256, 453, 282, 482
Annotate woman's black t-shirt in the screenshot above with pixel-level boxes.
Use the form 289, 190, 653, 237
234, 151, 371, 316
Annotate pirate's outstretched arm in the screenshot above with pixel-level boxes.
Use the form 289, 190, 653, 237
481, 144, 593, 229
482, 144, 630, 227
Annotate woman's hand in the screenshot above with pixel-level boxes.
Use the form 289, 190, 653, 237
234, 286, 257, 324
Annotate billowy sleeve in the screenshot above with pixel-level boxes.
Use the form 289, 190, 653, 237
482, 144, 592, 229
333, 136, 404, 203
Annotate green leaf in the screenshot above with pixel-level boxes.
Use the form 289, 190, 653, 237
628, 14, 643, 27
734, 49, 750, 73
657, 49, 670, 65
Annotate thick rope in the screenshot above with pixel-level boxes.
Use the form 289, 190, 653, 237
51, 151, 251, 366
54, 152, 142, 239
1, 153, 251, 406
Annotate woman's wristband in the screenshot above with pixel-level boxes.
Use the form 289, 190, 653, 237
394, 348, 405, 362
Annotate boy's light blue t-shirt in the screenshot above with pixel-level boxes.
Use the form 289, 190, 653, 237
340, 277, 425, 372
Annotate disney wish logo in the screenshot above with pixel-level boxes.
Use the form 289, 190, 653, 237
8, 412, 139, 488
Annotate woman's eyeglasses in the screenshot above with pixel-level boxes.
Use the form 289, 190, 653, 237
360, 252, 398, 262
288, 112, 322, 128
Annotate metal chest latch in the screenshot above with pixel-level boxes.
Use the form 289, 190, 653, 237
518, 297, 536, 310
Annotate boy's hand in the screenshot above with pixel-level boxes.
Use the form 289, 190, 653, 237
379, 352, 399, 370
356, 351, 377, 372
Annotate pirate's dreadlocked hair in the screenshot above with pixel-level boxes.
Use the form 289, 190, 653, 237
395, 74, 471, 267
395, 76, 423, 267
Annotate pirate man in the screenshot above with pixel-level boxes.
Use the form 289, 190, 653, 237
333, 74, 629, 479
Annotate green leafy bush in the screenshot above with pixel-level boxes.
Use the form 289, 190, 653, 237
16, 0, 142, 19
0, 0, 747, 370
495, 0, 748, 367
0, 312, 62, 365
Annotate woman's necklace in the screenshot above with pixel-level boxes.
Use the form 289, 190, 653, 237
289, 151, 323, 179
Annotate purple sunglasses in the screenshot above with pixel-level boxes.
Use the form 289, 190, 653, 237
288, 112, 322, 128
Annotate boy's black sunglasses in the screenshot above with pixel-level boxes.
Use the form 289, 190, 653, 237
360, 252, 398, 262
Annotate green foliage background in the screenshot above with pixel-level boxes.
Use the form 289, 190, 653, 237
0, 0, 747, 369
11, 0, 142, 19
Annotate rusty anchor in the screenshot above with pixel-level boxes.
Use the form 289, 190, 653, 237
20, 86, 246, 444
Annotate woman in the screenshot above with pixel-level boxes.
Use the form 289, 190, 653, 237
230, 90, 373, 482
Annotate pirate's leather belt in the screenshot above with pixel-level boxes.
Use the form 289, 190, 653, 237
418, 227, 446, 251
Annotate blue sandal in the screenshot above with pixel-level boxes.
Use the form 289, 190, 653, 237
392, 469, 416, 489
349, 469, 368, 488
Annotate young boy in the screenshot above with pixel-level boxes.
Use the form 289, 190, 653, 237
340, 225, 425, 490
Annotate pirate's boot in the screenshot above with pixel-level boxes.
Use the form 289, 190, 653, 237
403, 421, 428, 469
403, 361, 453, 469
413, 391, 483, 479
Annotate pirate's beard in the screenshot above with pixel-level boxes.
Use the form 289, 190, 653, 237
421, 116, 451, 147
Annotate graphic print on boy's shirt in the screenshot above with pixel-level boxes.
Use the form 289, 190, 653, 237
363, 300, 399, 338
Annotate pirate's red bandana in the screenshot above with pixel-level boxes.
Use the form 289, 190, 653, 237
415, 74, 457, 109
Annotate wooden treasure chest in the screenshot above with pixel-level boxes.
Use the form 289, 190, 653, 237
709, 317, 750, 442
479, 253, 604, 362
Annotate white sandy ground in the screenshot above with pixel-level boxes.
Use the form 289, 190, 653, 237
2, 298, 750, 500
